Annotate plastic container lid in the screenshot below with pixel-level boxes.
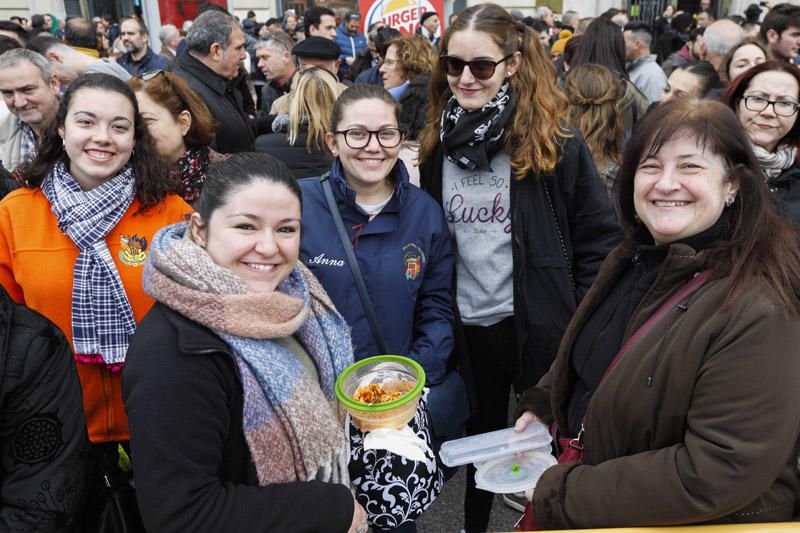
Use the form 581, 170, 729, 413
439, 424, 552, 467
474, 452, 557, 494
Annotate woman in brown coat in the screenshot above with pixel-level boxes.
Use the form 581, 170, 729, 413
516, 98, 800, 529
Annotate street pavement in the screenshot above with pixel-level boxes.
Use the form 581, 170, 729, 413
416, 465, 521, 532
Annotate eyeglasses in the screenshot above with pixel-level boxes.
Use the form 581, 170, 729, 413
346, 14, 361, 21
335, 128, 403, 149
138, 70, 189, 111
742, 95, 800, 117
439, 54, 514, 80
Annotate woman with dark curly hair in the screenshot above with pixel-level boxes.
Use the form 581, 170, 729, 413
0, 73, 190, 519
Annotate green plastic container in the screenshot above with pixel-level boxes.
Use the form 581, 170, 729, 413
335, 355, 426, 431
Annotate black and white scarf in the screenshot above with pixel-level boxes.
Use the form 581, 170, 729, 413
751, 142, 798, 180
439, 82, 517, 171
41, 161, 137, 368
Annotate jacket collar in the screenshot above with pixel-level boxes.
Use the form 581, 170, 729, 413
178, 52, 231, 96
161, 303, 231, 356
327, 158, 410, 235
328, 157, 410, 207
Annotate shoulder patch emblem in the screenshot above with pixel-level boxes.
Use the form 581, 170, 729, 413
119, 234, 148, 266
403, 243, 426, 281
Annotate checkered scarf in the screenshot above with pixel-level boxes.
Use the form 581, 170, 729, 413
18, 120, 37, 166
40, 161, 137, 368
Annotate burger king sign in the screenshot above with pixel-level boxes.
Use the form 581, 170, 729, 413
360, 0, 444, 35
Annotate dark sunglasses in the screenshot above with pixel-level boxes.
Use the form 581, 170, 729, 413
137, 70, 189, 110
439, 54, 514, 80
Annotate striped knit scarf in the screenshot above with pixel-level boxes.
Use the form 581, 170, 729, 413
143, 222, 353, 486
41, 161, 136, 369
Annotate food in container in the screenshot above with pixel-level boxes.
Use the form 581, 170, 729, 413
335, 355, 425, 431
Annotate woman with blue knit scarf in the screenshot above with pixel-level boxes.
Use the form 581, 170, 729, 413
123, 152, 441, 532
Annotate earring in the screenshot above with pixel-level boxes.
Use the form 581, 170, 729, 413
725, 197, 735, 207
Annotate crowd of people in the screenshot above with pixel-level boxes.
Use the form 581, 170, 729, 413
0, 1, 800, 532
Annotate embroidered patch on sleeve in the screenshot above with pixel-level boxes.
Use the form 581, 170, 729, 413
10, 413, 63, 464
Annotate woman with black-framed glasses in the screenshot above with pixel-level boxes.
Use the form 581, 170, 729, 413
299, 84, 450, 531
417, 5, 620, 531
130, 70, 226, 204
724, 60, 800, 222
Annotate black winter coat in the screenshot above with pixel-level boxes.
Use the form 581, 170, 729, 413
172, 52, 255, 154
769, 164, 800, 224
419, 133, 621, 389
122, 303, 354, 533
0, 286, 89, 532
255, 127, 332, 180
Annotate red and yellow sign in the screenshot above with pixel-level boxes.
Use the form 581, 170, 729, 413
361, 0, 444, 35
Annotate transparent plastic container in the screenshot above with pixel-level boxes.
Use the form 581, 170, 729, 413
335, 355, 425, 432
439, 424, 552, 467
474, 451, 557, 494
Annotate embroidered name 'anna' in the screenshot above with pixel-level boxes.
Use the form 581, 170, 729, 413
308, 253, 345, 267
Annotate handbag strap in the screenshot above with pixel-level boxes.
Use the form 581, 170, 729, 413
320, 173, 389, 354
598, 269, 712, 386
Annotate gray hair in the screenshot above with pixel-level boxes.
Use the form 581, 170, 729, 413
0, 48, 51, 83
703, 20, 745, 57
535, 6, 552, 19
561, 10, 580, 28
159, 23, 179, 45
185, 11, 235, 56
256, 30, 294, 52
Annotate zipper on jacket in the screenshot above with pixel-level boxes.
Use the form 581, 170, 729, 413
646, 300, 689, 387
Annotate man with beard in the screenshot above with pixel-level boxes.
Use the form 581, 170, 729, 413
116, 17, 168, 76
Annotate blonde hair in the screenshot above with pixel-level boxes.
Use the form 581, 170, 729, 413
419, 3, 570, 178
563, 64, 621, 172
287, 67, 343, 153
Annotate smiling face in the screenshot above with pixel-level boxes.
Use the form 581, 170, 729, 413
634, 134, 737, 245
327, 98, 401, 193
135, 90, 189, 164
59, 88, 135, 190
728, 43, 766, 82
737, 70, 800, 152
379, 44, 405, 89
0, 59, 60, 130
191, 179, 301, 294
445, 29, 520, 111
660, 68, 703, 103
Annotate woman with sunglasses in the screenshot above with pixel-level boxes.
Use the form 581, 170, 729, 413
417, 5, 619, 531
300, 84, 449, 531
130, 70, 226, 204
723, 61, 800, 222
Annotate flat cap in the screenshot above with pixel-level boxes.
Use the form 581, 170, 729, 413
292, 36, 340, 59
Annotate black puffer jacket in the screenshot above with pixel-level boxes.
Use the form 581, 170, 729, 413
769, 164, 800, 224
255, 124, 333, 180
0, 286, 89, 532
420, 132, 621, 390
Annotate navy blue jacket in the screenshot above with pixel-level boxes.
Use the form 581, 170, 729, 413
116, 46, 169, 76
299, 161, 454, 384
